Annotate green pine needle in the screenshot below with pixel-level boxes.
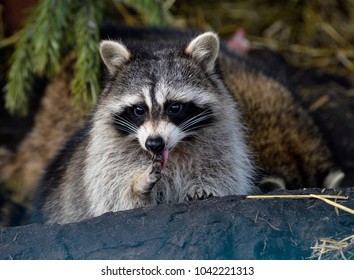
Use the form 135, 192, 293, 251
5, 27, 35, 115
32, 0, 75, 75
70, 0, 103, 110
5, 0, 76, 115
5, 0, 173, 115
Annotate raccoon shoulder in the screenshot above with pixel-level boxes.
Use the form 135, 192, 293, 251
33, 123, 91, 223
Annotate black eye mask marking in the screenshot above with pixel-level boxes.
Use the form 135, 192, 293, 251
112, 100, 214, 136
164, 101, 214, 132
112, 103, 148, 135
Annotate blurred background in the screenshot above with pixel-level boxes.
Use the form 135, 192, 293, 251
1, 0, 354, 115
3, 1, 354, 69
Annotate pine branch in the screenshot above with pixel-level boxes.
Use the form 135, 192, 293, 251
5, 0, 76, 115
5, 0, 173, 115
70, 0, 103, 110
5, 27, 35, 115
32, 0, 75, 75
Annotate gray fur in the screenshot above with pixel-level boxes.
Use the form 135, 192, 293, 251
37, 32, 256, 224
100, 40, 130, 74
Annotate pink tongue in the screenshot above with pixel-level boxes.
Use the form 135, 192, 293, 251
161, 149, 169, 168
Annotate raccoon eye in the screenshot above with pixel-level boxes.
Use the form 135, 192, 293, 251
133, 106, 146, 116
167, 103, 183, 115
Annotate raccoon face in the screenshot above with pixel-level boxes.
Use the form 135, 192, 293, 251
100, 32, 221, 166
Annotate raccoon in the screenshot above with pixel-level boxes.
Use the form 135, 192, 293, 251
34, 32, 256, 224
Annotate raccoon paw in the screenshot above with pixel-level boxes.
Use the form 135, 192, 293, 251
132, 160, 162, 197
186, 188, 214, 202
148, 160, 163, 183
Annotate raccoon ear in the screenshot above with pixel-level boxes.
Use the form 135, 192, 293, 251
185, 32, 219, 72
100, 40, 131, 74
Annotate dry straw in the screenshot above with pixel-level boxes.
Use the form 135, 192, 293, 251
247, 194, 354, 259
247, 194, 354, 215
310, 235, 354, 260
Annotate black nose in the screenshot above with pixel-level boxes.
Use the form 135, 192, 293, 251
145, 136, 165, 153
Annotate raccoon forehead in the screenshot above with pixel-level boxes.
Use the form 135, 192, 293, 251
154, 83, 218, 107
106, 89, 148, 113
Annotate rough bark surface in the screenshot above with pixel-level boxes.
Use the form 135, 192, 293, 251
1, 188, 353, 260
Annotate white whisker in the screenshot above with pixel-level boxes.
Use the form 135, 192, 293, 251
183, 123, 211, 133
113, 115, 138, 134
179, 110, 213, 132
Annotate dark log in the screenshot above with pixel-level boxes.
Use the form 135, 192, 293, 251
1, 188, 353, 260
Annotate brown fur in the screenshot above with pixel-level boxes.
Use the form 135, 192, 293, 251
220, 53, 335, 187
0, 57, 86, 205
